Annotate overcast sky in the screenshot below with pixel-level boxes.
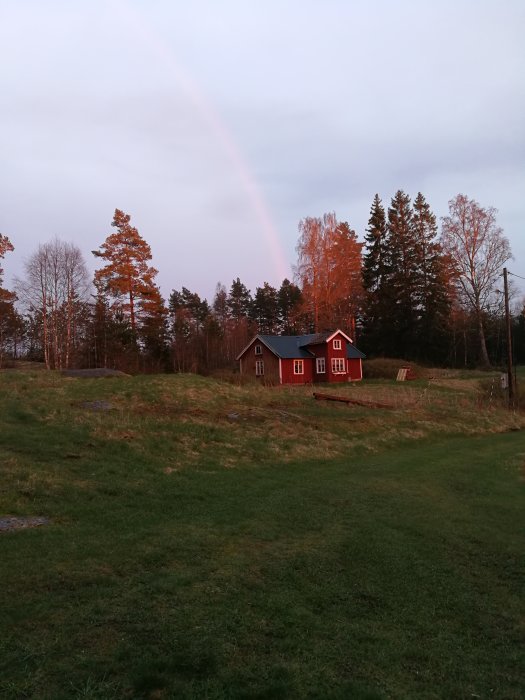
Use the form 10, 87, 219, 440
1, 0, 524, 302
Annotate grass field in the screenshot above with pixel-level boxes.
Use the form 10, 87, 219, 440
1, 371, 524, 699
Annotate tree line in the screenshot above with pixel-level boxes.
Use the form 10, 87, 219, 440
0, 191, 520, 372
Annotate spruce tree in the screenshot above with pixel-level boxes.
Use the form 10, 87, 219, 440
411, 192, 452, 362
387, 190, 418, 357
361, 195, 391, 354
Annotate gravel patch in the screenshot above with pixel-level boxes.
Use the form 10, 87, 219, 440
0, 516, 50, 532
79, 400, 114, 411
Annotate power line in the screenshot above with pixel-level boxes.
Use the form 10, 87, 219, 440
508, 271, 525, 281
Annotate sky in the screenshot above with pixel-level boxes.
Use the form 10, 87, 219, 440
1, 0, 524, 303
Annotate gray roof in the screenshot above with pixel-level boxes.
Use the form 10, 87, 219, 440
258, 335, 315, 359
297, 332, 330, 347
346, 344, 366, 359
257, 334, 365, 360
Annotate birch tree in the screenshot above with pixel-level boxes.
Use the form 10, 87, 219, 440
295, 213, 363, 333
441, 194, 511, 367
17, 240, 90, 368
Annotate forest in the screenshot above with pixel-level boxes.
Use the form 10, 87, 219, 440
0, 191, 522, 374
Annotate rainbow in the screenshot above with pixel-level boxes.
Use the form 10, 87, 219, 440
113, 0, 290, 282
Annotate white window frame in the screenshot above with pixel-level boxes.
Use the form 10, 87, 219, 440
255, 360, 264, 376
254, 344, 262, 355
331, 357, 346, 374
316, 357, 326, 374
333, 339, 342, 350
294, 359, 304, 375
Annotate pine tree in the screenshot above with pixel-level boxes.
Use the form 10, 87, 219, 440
169, 287, 212, 373
0, 236, 21, 365
0, 303, 24, 367
277, 278, 303, 334
0, 233, 14, 290
0, 233, 16, 311
93, 209, 158, 336
140, 284, 169, 370
227, 278, 252, 321
251, 282, 279, 334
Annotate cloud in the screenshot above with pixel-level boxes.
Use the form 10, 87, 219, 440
1, 0, 524, 301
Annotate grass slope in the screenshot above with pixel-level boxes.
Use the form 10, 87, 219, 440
0, 372, 524, 699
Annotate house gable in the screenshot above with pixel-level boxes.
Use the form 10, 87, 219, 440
237, 336, 281, 382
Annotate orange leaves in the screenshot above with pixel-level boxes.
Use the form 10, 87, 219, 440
0, 233, 14, 284
295, 213, 363, 331
93, 209, 163, 334
0, 233, 14, 259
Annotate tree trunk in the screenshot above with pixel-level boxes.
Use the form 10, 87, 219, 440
477, 311, 491, 367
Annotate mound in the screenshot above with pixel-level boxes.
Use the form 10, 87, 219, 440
60, 368, 129, 378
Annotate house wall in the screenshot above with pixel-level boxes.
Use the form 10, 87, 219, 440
281, 358, 314, 384
239, 341, 280, 383
326, 332, 349, 383
307, 343, 328, 383
347, 358, 363, 381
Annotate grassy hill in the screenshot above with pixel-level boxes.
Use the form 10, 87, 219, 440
1, 371, 524, 699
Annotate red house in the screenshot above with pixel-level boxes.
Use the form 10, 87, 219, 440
236, 330, 365, 385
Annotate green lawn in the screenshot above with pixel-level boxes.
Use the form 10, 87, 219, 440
1, 372, 524, 699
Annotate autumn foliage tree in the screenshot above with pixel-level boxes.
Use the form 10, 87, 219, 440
92, 210, 169, 370
0, 233, 16, 308
93, 209, 160, 336
295, 212, 363, 333
0, 233, 14, 283
0, 233, 18, 367
0, 233, 15, 310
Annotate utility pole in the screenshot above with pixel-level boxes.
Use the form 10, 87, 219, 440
503, 267, 514, 408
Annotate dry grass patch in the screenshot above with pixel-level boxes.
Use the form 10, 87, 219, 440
428, 378, 483, 393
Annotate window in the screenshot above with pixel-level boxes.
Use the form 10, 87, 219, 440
333, 339, 342, 350
316, 357, 326, 374
255, 360, 264, 376
294, 360, 304, 375
254, 344, 262, 355
331, 357, 346, 374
